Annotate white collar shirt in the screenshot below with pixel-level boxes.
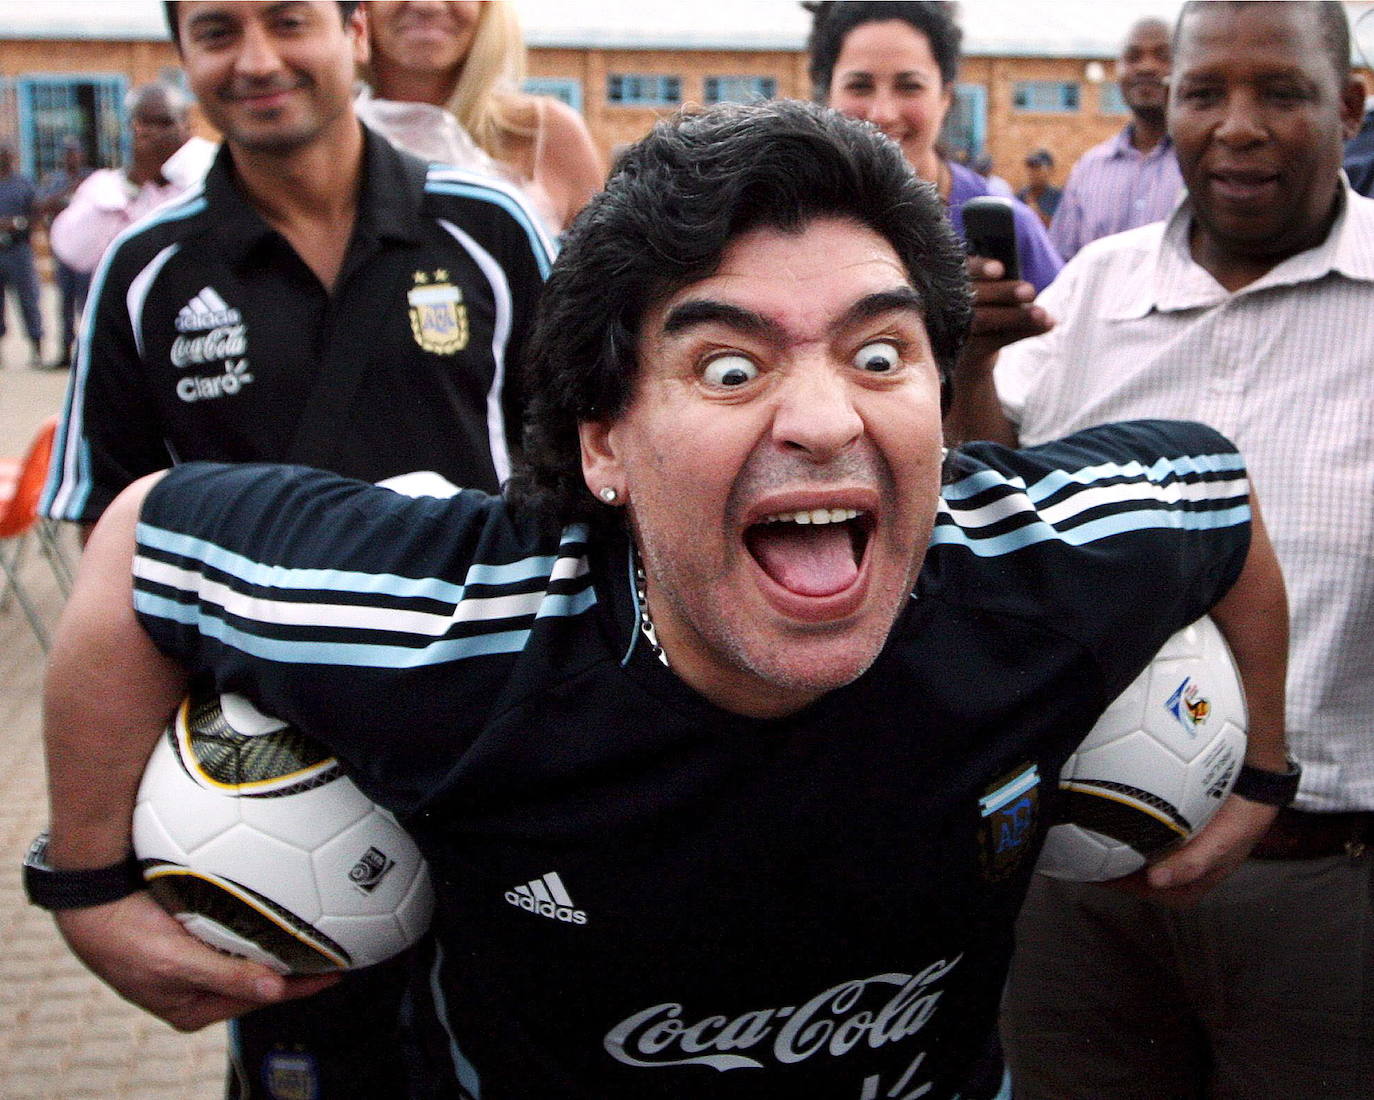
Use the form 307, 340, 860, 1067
996, 183, 1374, 811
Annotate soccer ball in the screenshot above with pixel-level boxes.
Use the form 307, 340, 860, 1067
1036, 616, 1247, 882
132, 690, 434, 974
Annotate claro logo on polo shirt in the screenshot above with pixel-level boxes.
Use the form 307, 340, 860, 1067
178, 359, 254, 403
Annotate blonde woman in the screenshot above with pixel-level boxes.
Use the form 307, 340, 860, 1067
361, 1, 605, 233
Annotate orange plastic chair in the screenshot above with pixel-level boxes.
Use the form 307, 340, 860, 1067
0, 416, 68, 650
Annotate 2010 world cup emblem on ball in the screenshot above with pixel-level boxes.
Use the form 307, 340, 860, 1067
349, 846, 397, 894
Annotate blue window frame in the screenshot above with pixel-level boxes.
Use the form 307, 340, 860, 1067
607, 74, 681, 107
703, 76, 777, 104
15, 73, 126, 180
524, 77, 583, 112
1012, 81, 1081, 113
941, 83, 988, 159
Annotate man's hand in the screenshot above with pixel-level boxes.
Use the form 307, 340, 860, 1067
55, 892, 340, 1032
945, 257, 1055, 446
1107, 794, 1278, 908
963, 257, 1054, 367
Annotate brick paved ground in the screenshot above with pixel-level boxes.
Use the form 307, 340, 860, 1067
1, 287, 227, 1099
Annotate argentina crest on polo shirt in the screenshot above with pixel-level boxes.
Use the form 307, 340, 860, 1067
977, 763, 1040, 879
408, 268, 468, 354
261, 1048, 320, 1100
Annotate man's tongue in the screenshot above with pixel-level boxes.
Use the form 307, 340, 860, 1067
748, 522, 858, 597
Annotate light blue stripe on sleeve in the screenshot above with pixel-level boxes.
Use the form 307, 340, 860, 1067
534, 587, 598, 620
1024, 452, 1247, 505
137, 522, 564, 600
134, 583, 596, 669
931, 502, 1251, 557
942, 468, 1027, 502
943, 451, 1246, 507
135, 590, 531, 667
424, 177, 554, 278
41, 192, 207, 520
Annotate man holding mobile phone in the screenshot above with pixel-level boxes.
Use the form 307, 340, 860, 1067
949, 3, 1374, 1096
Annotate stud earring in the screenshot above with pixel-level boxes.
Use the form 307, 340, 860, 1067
599, 487, 619, 503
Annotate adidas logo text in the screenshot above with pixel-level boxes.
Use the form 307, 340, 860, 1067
505, 871, 588, 925
176, 286, 243, 332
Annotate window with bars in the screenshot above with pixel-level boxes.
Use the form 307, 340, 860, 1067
14, 75, 126, 180
1012, 81, 1081, 113
607, 74, 681, 107
702, 76, 777, 104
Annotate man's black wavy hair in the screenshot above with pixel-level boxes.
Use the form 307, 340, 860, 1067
163, 2, 360, 46
507, 99, 972, 530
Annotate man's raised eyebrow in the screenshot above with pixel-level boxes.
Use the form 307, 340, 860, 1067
660, 287, 923, 340
661, 300, 781, 339
840, 287, 926, 329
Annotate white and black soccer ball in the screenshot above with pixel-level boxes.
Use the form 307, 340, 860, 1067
1036, 616, 1248, 882
133, 690, 434, 974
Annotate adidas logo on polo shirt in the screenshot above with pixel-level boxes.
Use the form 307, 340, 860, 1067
505, 871, 588, 925
176, 286, 242, 332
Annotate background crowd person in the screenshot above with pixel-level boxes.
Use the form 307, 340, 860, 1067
807, 0, 1063, 292
36, 137, 93, 369
41, 1, 552, 1095
946, 2, 1374, 1095
32, 97, 1289, 1100
0, 140, 46, 369
1048, 16, 1183, 260
1342, 92, 1374, 195
48, 82, 212, 279
1016, 148, 1061, 227
971, 151, 1015, 197
358, 0, 604, 234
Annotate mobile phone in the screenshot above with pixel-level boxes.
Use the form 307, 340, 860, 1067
962, 196, 1020, 281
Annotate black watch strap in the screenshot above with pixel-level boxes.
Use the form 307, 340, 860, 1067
22, 832, 144, 911
1231, 759, 1303, 807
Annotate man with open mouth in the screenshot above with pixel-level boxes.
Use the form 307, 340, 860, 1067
34, 100, 1288, 1099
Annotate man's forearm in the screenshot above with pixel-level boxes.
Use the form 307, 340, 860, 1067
45, 474, 187, 869
1207, 494, 1289, 773
944, 353, 1020, 448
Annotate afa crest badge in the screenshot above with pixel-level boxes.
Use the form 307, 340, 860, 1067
977, 764, 1040, 880
408, 269, 468, 355
262, 1049, 320, 1100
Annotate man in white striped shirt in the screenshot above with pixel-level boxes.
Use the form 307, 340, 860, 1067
951, 3, 1374, 1096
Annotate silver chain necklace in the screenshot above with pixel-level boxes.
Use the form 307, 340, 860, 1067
633, 559, 670, 669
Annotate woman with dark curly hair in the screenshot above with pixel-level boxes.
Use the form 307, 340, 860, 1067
808, 1, 1064, 290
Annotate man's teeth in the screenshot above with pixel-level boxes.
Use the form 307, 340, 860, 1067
760, 508, 862, 526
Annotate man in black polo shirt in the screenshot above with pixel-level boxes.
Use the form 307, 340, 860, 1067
39, 3, 552, 1097
34, 101, 1292, 1099
42, 0, 551, 526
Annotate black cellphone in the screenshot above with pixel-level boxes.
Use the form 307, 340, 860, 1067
962, 196, 1020, 281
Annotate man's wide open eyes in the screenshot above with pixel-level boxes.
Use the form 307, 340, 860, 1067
703, 353, 758, 387
855, 341, 901, 373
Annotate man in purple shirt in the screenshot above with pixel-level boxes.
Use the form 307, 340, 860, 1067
1049, 17, 1184, 260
